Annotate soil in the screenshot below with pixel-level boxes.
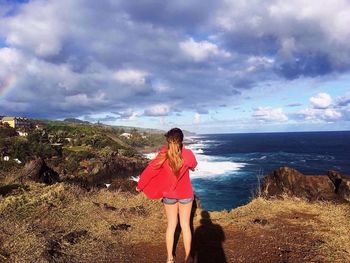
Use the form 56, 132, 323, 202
105, 209, 340, 263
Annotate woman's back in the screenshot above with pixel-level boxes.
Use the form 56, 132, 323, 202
137, 145, 197, 199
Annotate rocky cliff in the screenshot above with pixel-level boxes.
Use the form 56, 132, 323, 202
261, 166, 350, 202
11, 152, 148, 190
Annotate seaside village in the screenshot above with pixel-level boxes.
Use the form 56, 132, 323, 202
0, 116, 33, 164
0, 115, 143, 165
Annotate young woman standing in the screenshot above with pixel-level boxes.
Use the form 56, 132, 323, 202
136, 128, 198, 263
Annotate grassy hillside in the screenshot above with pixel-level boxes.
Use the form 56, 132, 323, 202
0, 119, 167, 175
0, 181, 349, 262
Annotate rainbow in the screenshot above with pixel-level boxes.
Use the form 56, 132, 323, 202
0, 74, 17, 98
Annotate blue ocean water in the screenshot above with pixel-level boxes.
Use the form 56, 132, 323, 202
187, 131, 350, 212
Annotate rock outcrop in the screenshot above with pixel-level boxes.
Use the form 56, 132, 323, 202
261, 167, 350, 202
17, 157, 59, 185
328, 170, 350, 201
54, 152, 148, 190
86, 153, 147, 185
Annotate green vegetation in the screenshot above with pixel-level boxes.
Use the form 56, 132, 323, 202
0, 118, 166, 175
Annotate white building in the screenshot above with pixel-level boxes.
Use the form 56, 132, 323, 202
120, 132, 132, 139
18, 131, 28, 137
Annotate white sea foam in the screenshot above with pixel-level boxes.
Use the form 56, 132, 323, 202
190, 154, 245, 179
193, 148, 204, 154
137, 139, 245, 180
130, 175, 139, 182
143, 152, 157, 160
187, 139, 246, 179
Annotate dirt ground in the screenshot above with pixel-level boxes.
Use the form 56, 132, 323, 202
1, 183, 349, 263
105, 197, 350, 263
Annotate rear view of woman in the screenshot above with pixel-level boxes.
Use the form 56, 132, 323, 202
136, 127, 198, 263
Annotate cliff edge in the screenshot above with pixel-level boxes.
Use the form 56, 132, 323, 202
1, 166, 349, 262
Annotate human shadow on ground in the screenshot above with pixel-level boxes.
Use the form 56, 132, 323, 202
173, 196, 227, 263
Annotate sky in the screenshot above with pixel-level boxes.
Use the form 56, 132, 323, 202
0, 0, 350, 134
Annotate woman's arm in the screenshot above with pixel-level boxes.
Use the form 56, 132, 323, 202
136, 144, 167, 190
185, 149, 198, 170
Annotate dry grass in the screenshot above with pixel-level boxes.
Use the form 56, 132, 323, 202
0, 181, 169, 262
209, 196, 350, 261
1, 182, 349, 262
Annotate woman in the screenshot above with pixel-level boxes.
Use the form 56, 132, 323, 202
136, 127, 198, 263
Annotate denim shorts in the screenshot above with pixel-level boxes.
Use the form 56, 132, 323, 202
161, 196, 194, 204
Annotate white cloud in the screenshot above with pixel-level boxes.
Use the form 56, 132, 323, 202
1, 0, 349, 132
115, 109, 142, 120
336, 92, 350, 106
253, 107, 288, 122
193, 112, 201, 124
295, 92, 345, 122
179, 37, 231, 62
323, 108, 342, 120
298, 107, 342, 122
0, 47, 23, 69
144, 104, 170, 116
3, 0, 66, 57
153, 82, 172, 93
246, 55, 275, 72
127, 111, 141, 120
113, 69, 148, 86
64, 92, 106, 107
310, 93, 332, 109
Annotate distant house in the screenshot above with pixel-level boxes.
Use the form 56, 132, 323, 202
35, 124, 44, 130
18, 131, 28, 137
120, 132, 132, 139
1, 116, 31, 129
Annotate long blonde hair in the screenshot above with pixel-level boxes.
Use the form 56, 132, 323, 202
152, 128, 184, 177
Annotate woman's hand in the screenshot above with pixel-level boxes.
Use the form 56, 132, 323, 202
136, 186, 142, 192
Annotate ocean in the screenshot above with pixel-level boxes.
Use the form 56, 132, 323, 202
186, 131, 350, 212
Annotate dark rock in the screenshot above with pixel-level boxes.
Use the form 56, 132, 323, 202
110, 223, 131, 231
327, 170, 350, 201
0, 183, 28, 196
261, 167, 350, 202
109, 178, 138, 193
119, 205, 148, 216
86, 155, 147, 185
18, 157, 59, 185
252, 218, 269, 225
103, 203, 117, 211
92, 201, 100, 207
0, 249, 10, 261
44, 239, 62, 261
194, 195, 201, 209
62, 155, 147, 190
63, 230, 88, 244
313, 239, 326, 246
327, 170, 343, 193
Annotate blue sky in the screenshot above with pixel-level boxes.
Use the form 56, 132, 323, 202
0, 0, 349, 134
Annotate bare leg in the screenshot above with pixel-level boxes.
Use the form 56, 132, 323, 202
179, 200, 193, 261
164, 202, 179, 261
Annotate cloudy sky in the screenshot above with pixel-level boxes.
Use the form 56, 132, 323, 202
0, 0, 350, 134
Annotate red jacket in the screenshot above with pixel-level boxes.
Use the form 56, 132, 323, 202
137, 144, 197, 199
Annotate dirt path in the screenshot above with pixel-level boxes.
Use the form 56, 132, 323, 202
111, 199, 350, 263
